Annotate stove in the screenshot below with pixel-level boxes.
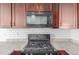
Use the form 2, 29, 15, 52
23, 34, 55, 55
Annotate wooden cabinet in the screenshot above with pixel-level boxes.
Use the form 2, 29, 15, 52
26, 3, 59, 28
59, 3, 77, 29
52, 4, 59, 28
12, 3, 26, 28
0, 3, 77, 28
77, 4, 79, 28
26, 3, 35, 11
26, 3, 52, 12
0, 3, 26, 28
0, 3, 59, 28
0, 3, 11, 27
36, 3, 52, 11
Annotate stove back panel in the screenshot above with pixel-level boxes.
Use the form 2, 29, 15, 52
28, 34, 50, 41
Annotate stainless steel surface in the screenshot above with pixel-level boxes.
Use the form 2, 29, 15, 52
26, 12, 52, 28
23, 34, 55, 55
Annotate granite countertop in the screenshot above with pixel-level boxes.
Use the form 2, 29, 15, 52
0, 41, 27, 55
0, 41, 79, 55
51, 41, 79, 55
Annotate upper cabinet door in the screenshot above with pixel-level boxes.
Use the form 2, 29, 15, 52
77, 4, 79, 28
52, 4, 59, 28
12, 3, 26, 28
59, 3, 77, 29
26, 3, 35, 11
25, 3, 52, 12
38, 3, 52, 11
0, 3, 11, 28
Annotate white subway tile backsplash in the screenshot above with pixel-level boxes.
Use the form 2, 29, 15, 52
0, 28, 71, 41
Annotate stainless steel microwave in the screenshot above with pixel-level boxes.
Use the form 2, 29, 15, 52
26, 12, 52, 28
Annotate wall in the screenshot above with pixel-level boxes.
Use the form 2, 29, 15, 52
0, 28, 71, 41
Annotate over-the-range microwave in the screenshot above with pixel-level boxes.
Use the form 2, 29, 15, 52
26, 11, 52, 28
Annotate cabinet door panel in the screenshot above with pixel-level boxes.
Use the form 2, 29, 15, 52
13, 4, 26, 28
77, 4, 79, 28
59, 4, 77, 29
52, 4, 59, 28
0, 3, 11, 27
39, 4, 51, 11
26, 3, 35, 11
26, 3, 52, 12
